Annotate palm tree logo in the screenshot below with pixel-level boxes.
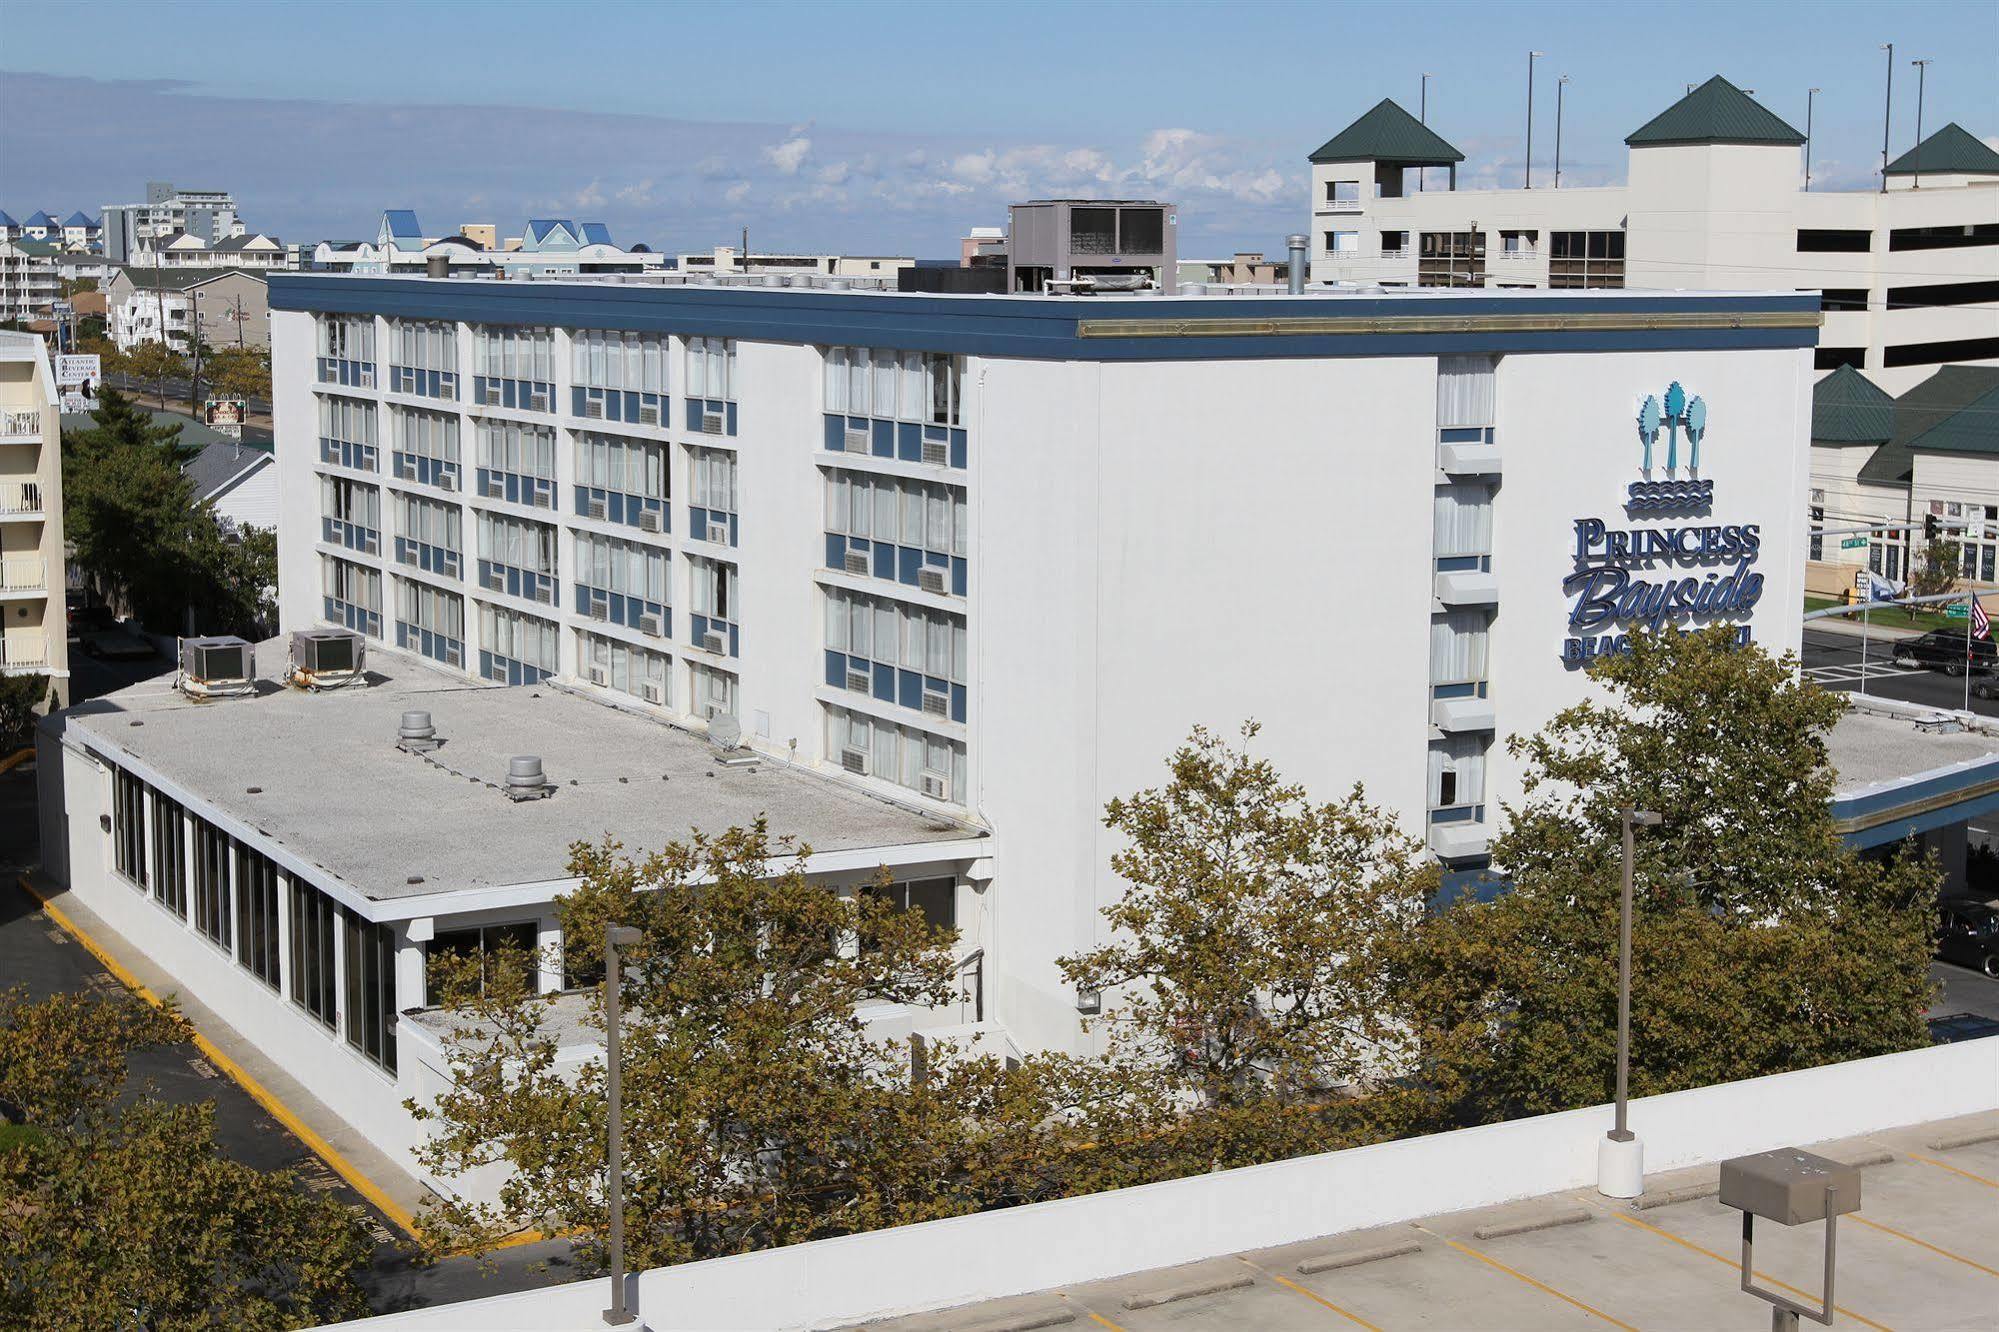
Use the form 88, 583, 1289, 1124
1636, 382, 1708, 476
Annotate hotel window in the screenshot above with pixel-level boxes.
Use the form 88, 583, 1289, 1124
1434, 484, 1494, 564
689, 556, 738, 657
1548, 230, 1625, 288
822, 348, 962, 427
342, 908, 399, 1074
1966, 507, 1999, 584
425, 921, 540, 1005
572, 330, 668, 425
825, 471, 967, 568
1327, 180, 1360, 205
1380, 230, 1409, 256
1326, 231, 1359, 253
478, 602, 559, 685
1428, 734, 1487, 814
193, 820, 231, 949
389, 319, 458, 399
685, 337, 736, 434
824, 588, 968, 723
234, 842, 281, 991
391, 406, 461, 491
147, 789, 187, 916
689, 661, 738, 720
859, 877, 955, 936
316, 314, 375, 387
320, 475, 380, 555
322, 555, 383, 638
318, 395, 377, 471
1436, 355, 1496, 439
395, 577, 465, 667
824, 703, 967, 805
578, 630, 671, 707
576, 431, 669, 531
1430, 609, 1490, 688
112, 767, 147, 886
393, 493, 462, 579
575, 531, 669, 632
472, 325, 555, 410
1499, 229, 1538, 256
475, 419, 556, 509
690, 447, 738, 546
476, 512, 558, 605
1418, 231, 1486, 287
291, 878, 338, 1030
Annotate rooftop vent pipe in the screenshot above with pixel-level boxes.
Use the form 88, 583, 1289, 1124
396, 710, 439, 753
505, 754, 553, 801
426, 254, 450, 279
1286, 234, 1308, 294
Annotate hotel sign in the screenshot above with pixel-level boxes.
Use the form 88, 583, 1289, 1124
1562, 383, 1764, 666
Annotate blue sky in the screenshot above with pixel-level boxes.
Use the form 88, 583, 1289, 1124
4, 0, 1994, 256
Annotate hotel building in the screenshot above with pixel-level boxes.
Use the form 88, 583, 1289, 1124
1, 332, 68, 701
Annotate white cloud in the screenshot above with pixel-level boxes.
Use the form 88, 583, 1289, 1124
762, 136, 812, 175
573, 179, 606, 209
724, 181, 751, 205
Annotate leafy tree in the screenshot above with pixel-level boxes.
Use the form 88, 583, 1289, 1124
1401, 626, 1937, 1124
1908, 537, 1961, 621
1060, 723, 1434, 1114
0, 988, 372, 1330
204, 346, 272, 404
123, 339, 187, 407
0, 675, 50, 752
78, 332, 125, 377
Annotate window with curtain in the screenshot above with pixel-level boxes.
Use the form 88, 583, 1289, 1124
472, 326, 554, 383
578, 630, 670, 705
477, 420, 556, 479
689, 661, 738, 718
577, 432, 668, 499
1428, 734, 1487, 810
1436, 355, 1496, 428
824, 469, 967, 556
823, 704, 968, 803
477, 512, 558, 576
479, 603, 558, 674
692, 448, 737, 513
824, 588, 966, 683
571, 330, 668, 392
1433, 484, 1494, 558
1429, 609, 1489, 686
574, 531, 668, 601
690, 557, 737, 624
686, 337, 735, 401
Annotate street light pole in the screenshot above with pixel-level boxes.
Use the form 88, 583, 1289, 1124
1879, 42, 1895, 193
602, 923, 641, 1327
1805, 88, 1820, 190
1420, 73, 1432, 191
1525, 52, 1544, 189
1910, 59, 1932, 189
1554, 75, 1570, 189
1599, 806, 1661, 1198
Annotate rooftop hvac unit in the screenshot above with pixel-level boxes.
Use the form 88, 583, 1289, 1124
922, 690, 949, 718
701, 410, 726, 434
844, 428, 871, 454
584, 399, 605, 420
177, 635, 256, 700
844, 549, 871, 576
701, 631, 727, 654
636, 404, 660, 427
841, 746, 869, 775
638, 508, 663, 533
287, 628, 365, 691
921, 439, 949, 466
917, 566, 948, 595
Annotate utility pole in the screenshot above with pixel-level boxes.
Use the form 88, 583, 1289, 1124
1555, 75, 1571, 188
1910, 58, 1932, 188
189, 287, 204, 415
1420, 73, 1432, 191
1525, 52, 1544, 189
1805, 88, 1820, 190
602, 923, 640, 1327
1599, 806, 1662, 1198
1879, 42, 1895, 193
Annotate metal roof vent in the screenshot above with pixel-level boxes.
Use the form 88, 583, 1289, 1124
396, 710, 440, 753
504, 754, 553, 801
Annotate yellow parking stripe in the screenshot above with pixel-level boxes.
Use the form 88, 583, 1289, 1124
1850, 1214, 1999, 1278
1238, 1256, 1383, 1330
1904, 1152, 1999, 1190
1413, 1225, 1638, 1331
1588, 1202, 1893, 1332
1056, 1294, 1127, 1331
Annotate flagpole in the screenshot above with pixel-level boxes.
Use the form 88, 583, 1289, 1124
1968, 591, 1975, 715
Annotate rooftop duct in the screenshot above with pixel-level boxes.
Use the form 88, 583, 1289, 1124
396, 710, 440, 753
504, 754, 553, 801
1286, 234, 1308, 294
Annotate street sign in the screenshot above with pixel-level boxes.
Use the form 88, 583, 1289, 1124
203, 398, 246, 439
55, 353, 100, 413
1945, 602, 1968, 619
1839, 536, 1868, 550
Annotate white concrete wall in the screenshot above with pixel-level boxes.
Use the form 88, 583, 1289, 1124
331, 1034, 1999, 1331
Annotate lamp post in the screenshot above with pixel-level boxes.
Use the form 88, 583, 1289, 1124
1804, 88, 1820, 190
602, 923, 641, 1327
1879, 42, 1894, 193
1420, 73, 1433, 191
1599, 806, 1661, 1198
1554, 75, 1571, 189
1525, 52, 1545, 189
1910, 59, 1932, 188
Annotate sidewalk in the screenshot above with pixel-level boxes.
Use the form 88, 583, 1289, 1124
1805, 612, 1926, 644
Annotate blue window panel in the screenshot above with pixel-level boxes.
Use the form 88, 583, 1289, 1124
686, 400, 702, 431
573, 585, 592, 616
827, 533, 846, 568
950, 429, 968, 469
951, 558, 968, 597
1429, 806, 1479, 825
727, 623, 739, 657
898, 422, 920, 457
1440, 426, 1492, 444
873, 664, 896, 705
873, 543, 895, 580
725, 513, 739, 546
621, 391, 638, 421
575, 489, 593, 519
868, 418, 890, 454
609, 492, 630, 525
823, 415, 845, 451
898, 547, 922, 586
726, 402, 738, 435
571, 386, 587, 416
1436, 555, 1484, 573
689, 504, 708, 535
1432, 681, 1479, 700
951, 683, 967, 724
892, 669, 918, 710
825, 650, 846, 688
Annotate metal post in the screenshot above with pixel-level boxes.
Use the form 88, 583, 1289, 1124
1525, 52, 1544, 189
602, 923, 640, 1327
1555, 76, 1569, 188
1910, 59, 1931, 188
1420, 73, 1431, 191
1860, 600, 1871, 695
1880, 43, 1894, 192
1967, 592, 1975, 714
1613, 810, 1635, 1140
1805, 88, 1819, 190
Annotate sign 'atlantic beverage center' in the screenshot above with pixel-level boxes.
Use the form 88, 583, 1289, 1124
1562, 382, 1764, 667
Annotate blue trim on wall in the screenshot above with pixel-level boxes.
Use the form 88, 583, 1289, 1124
272, 275, 1821, 362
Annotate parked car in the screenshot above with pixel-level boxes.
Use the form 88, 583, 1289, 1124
1975, 674, 1998, 702
1936, 898, 1999, 978
1892, 630, 1998, 677
79, 624, 157, 661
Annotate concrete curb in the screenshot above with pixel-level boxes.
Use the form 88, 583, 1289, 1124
1294, 1238, 1424, 1274
1120, 1271, 1254, 1311
1474, 1204, 1592, 1240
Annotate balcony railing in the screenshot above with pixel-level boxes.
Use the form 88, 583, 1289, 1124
0, 482, 44, 514
1, 410, 41, 440
1493, 248, 1543, 262
0, 632, 48, 670
0, 557, 47, 593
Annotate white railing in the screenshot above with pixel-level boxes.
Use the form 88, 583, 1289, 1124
0, 556, 47, 593
1317, 199, 1364, 214
0, 481, 44, 514
0, 632, 48, 670
1, 409, 41, 439
1493, 248, 1543, 262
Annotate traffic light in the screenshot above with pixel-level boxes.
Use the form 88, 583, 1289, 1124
1924, 513, 1940, 542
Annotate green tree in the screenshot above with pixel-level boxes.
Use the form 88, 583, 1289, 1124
124, 339, 187, 407
205, 346, 272, 404
0, 988, 372, 1330
0, 675, 50, 752
1402, 626, 1937, 1124
1908, 537, 1961, 621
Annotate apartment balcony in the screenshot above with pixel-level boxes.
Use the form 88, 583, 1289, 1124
1, 409, 42, 442
1492, 249, 1542, 263
0, 556, 48, 598
0, 481, 45, 518
0, 631, 49, 671
1316, 200, 1365, 215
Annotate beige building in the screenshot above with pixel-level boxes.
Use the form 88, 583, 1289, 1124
104, 267, 271, 353
0, 332, 69, 704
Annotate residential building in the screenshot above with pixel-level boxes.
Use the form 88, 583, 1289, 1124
961, 225, 1006, 268
1307, 77, 1999, 393
101, 183, 245, 265
36, 271, 1814, 1203
676, 246, 915, 282
1179, 252, 1292, 288
0, 237, 63, 322
104, 268, 271, 353
132, 231, 289, 272
1006, 198, 1178, 292
313, 212, 666, 280
60, 211, 100, 250
185, 438, 278, 535
1, 331, 69, 702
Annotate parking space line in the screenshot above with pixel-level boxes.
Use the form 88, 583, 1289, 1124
1587, 1202, 1893, 1332
1904, 1152, 1999, 1190
1411, 1225, 1638, 1331
1850, 1214, 1999, 1277
1058, 1293, 1127, 1331
1236, 1256, 1382, 1330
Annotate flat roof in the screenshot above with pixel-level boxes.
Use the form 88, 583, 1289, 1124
61, 641, 986, 915
1827, 707, 1999, 793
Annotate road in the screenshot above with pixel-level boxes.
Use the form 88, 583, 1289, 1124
1801, 626, 1997, 719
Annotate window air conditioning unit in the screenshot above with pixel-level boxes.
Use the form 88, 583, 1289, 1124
589, 593, 609, 620
287, 627, 365, 690
528, 392, 550, 413
636, 612, 663, 637
584, 399, 605, 420
484, 474, 506, 497
641, 680, 664, 704
702, 410, 726, 434
177, 636, 255, 700
702, 631, 727, 654
844, 428, 871, 454
638, 508, 663, 533
707, 519, 730, 544
846, 669, 872, 693
636, 404, 660, 427
922, 690, 949, 718
841, 746, 869, 775
437, 472, 456, 492
357, 367, 375, 388
587, 497, 608, 520
921, 439, 949, 466
484, 569, 505, 592
442, 553, 460, 577
844, 549, 871, 576
920, 770, 949, 800
484, 386, 502, 406
917, 566, 948, 595
444, 643, 463, 667
588, 666, 607, 685
397, 458, 418, 480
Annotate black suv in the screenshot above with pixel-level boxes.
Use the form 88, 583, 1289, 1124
1937, 899, 1999, 978
1893, 629, 1997, 677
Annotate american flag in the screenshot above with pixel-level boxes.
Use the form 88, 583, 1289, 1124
1974, 596, 1992, 642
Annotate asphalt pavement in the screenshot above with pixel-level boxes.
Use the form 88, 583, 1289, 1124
1801, 626, 1998, 719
